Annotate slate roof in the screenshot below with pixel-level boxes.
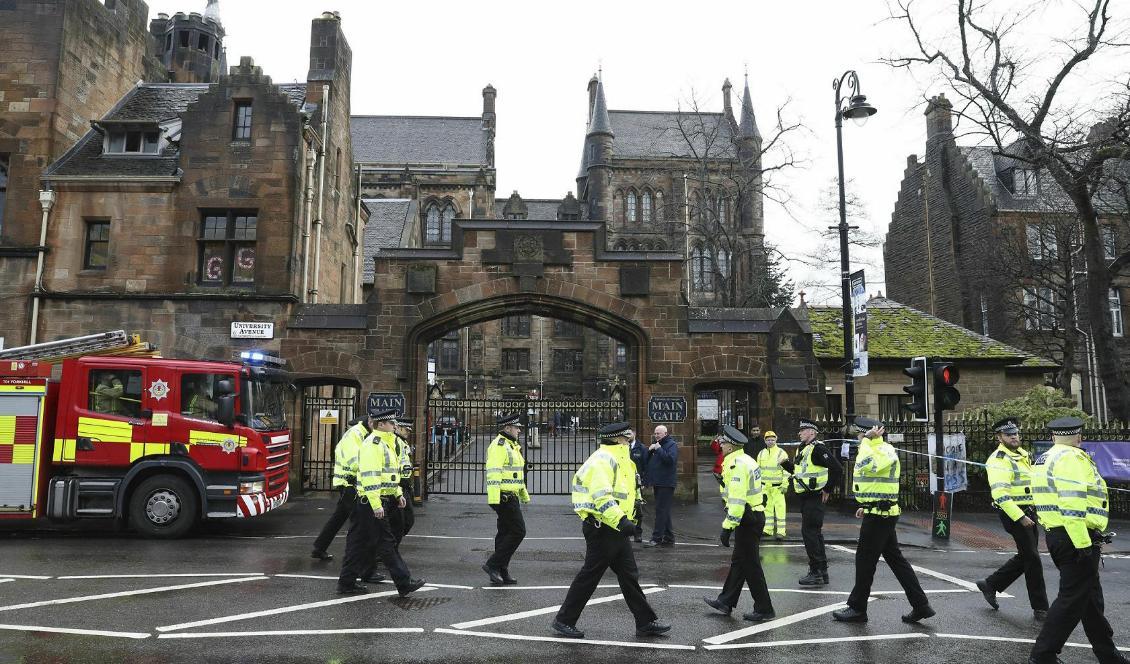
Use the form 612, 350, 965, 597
608, 110, 736, 160
351, 116, 490, 166
808, 297, 1057, 368
361, 198, 416, 284
494, 198, 562, 220
958, 145, 1126, 214
45, 82, 308, 179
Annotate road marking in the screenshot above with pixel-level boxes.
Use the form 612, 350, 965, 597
450, 587, 666, 630
704, 633, 929, 650
829, 544, 1011, 597
669, 585, 966, 596
936, 633, 1130, 652
434, 627, 696, 651
702, 597, 877, 645
274, 574, 340, 580
481, 584, 659, 591
57, 573, 264, 580
673, 542, 719, 548
0, 574, 51, 579
0, 623, 150, 639
156, 587, 434, 632
376, 580, 475, 590
159, 628, 425, 639
0, 580, 12, 584
0, 576, 266, 613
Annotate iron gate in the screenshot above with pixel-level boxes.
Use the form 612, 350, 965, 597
424, 396, 625, 495
300, 386, 358, 491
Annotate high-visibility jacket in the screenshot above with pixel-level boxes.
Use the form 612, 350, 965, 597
331, 421, 368, 488
757, 445, 790, 486
721, 449, 764, 530
571, 443, 635, 529
395, 434, 413, 480
485, 432, 529, 505
853, 435, 901, 516
358, 430, 403, 504
986, 444, 1035, 522
793, 442, 829, 493
1033, 443, 1109, 549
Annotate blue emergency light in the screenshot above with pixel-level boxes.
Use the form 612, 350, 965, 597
239, 350, 285, 367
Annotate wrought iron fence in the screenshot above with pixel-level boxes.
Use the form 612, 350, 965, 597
814, 415, 1129, 519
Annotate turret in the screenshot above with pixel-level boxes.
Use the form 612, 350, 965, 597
736, 75, 763, 237
582, 78, 614, 222
150, 7, 226, 84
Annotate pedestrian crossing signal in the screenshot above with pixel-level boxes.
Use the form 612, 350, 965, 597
933, 362, 961, 411
902, 356, 929, 422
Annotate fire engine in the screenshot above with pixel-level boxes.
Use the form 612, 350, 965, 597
0, 331, 291, 538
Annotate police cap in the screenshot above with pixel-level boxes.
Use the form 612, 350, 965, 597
497, 412, 523, 428
1047, 416, 1084, 436
369, 408, 399, 423
598, 421, 632, 441
396, 417, 415, 429
720, 424, 748, 446
853, 416, 883, 432
798, 419, 818, 432
992, 417, 1020, 434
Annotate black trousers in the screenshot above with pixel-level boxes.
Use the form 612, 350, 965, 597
388, 483, 415, 548
633, 498, 645, 539
338, 499, 411, 589
312, 486, 356, 553
1031, 528, 1120, 663
717, 509, 773, 614
555, 520, 659, 629
986, 509, 1049, 611
651, 486, 675, 543
798, 492, 827, 571
486, 494, 526, 571
847, 514, 929, 611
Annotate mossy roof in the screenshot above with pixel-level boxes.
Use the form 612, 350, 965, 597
808, 297, 1058, 368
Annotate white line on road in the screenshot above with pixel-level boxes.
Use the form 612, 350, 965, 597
159, 628, 425, 639
434, 627, 697, 651
156, 587, 434, 632
704, 633, 929, 650
0, 576, 267, 613
274, 574, 339, 580
0, 623, 150, 639
376, 580, 475, 590
0, 580, 12, 584
450, 587, 666, 630
0, 574, 51, 579
936, 633, 1130, 653
702, 597, 877, 645
57, 573, 264, 580
669, 585, 967, 596
829, 544, 1011, 597
481, 584, 659, 591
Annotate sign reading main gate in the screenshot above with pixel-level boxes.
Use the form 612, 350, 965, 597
648, 396, 687, 423
424, 395, 625, 496
367, 392, 405, 415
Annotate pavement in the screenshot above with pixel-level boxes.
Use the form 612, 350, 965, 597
0, 471, 1128, 664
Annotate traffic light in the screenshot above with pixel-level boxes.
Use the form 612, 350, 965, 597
933, 362, 961, 411
902, 356, 929, 421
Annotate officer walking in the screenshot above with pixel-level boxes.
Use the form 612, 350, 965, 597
390, 416, 416, 548
757, 430, 793, 541
792, 419, 842, 585
628, 428, 647, 543
975, 417, 1048, 621
552, 422, 670, 639
833, 417, 934, 624
311, 410, 373, 561
1029, 417, 1127, 664
483, 413, 529, 585
703, 425, 775, 622
336, 408, 425, 596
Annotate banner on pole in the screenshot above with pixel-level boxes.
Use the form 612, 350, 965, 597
850, 270, 868, 377
943, 432, 968, 493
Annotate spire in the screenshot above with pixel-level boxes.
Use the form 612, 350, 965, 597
204, 0, 221, 24
586, 78, 613, 137
738, 74, 760, 140
577, 140, 588, 178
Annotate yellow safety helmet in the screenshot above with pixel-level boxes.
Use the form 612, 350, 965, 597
764, 431, 778, 440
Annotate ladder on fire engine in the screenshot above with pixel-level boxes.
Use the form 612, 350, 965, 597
0, 330, 157, 364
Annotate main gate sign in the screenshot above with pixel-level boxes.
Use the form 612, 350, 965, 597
648, 396, 687, 423
367, 392, 406, 415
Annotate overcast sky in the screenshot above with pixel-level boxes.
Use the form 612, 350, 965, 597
147, 0, 1127, 305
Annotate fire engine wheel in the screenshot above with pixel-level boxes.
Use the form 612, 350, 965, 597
128, 474, 199, 539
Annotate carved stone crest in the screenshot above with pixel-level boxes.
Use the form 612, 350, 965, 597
514, 234, 543, 262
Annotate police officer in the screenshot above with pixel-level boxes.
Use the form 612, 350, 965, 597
336, 408, 425, 596
552, 422, 670, 639
704, 425, 775, 622
311, 410, 373, 562
483, 412, 530, 586
1029, 417, 1127, 664
833, 417, 934, 624
975, 417, 1048, 621
792, 419, 842, 585
757, 430, 793, 541
390, 416, 416, 548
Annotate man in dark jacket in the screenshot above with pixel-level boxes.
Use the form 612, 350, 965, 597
628, 428, 648, 543
743, 425, 766, 460
643, 425, 678, 547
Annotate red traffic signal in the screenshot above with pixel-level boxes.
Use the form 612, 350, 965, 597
933, 362, 961, 411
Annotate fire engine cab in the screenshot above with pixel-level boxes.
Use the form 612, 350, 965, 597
0, 331, 291, 538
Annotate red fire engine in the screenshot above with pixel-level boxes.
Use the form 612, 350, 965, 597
0, 331, 291, 538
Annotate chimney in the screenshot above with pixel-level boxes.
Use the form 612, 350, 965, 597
722, 78, 733, 118
925, 94, 953, 139
482, 84, 496, 130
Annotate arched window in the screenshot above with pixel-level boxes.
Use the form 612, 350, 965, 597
441, 204, 456, 242
424, 201, 456, 245
655, 190, 664, 222
716, 248, 731, 284
689, 191, 701, 223
626, 191, 638, 223
719, 196, 729, 226
614, 240, 627, 251
642, 191, 653, 223
691, 245, 713, 293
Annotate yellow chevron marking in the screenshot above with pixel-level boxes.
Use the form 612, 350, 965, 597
0, 416, 13, 444
77, 417, 133, 443
12, 444, 34, 464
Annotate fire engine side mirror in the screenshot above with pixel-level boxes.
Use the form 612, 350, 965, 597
216, 394, 235, 428
215, 378, 235, 396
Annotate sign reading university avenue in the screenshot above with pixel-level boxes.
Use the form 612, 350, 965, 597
367, 392, 406, 416
648, 396, 687, 423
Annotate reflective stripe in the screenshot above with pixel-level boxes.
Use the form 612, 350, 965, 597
1059, 490, 1088, 498
1087, 507, 1109, 517
989, 482, 1011, 491
1060, 509, 1087, 518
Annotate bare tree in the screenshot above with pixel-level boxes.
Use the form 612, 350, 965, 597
790, 178, 884, 303
886, 0, 1130, 418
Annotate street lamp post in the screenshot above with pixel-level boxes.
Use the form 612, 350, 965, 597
831, 70, 877, 428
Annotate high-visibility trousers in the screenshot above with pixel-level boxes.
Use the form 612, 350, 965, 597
762, 484, 787, 537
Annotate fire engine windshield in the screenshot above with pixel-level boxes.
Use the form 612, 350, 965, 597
245, 377, 288, 431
